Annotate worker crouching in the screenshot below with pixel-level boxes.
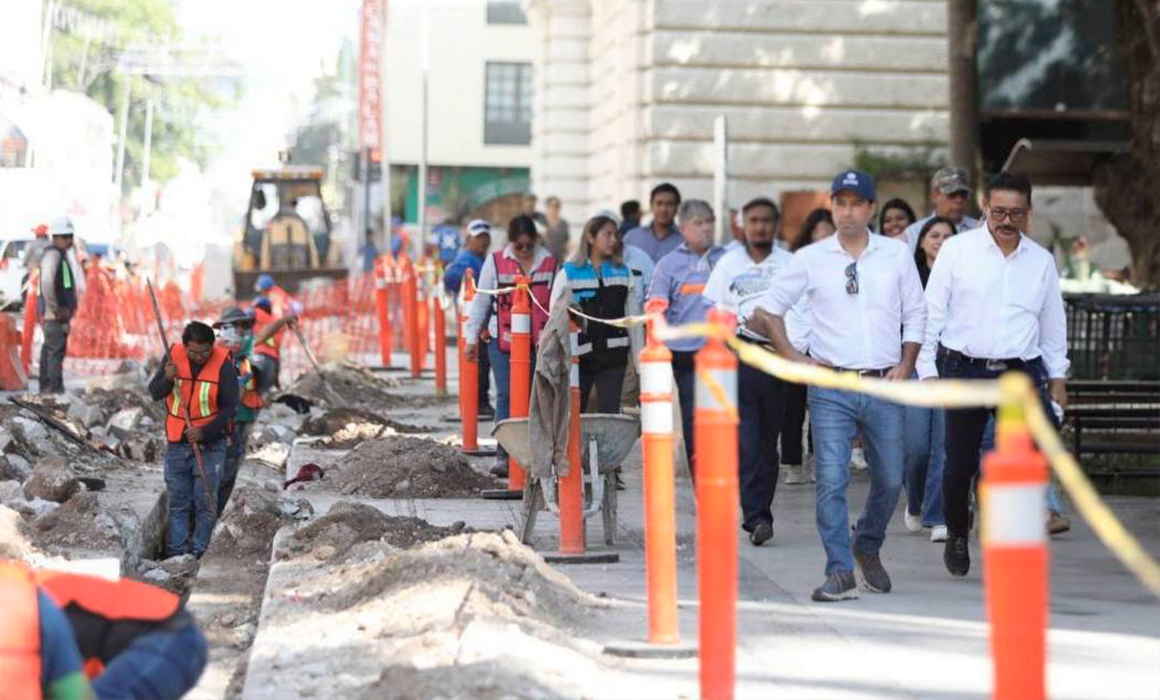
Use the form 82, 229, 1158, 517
148, 322, 239, 559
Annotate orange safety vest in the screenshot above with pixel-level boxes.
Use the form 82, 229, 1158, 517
166, 344, 230, 443
239, 355, 264, 409
251, 307, 283, 361
0, 561, 42, 700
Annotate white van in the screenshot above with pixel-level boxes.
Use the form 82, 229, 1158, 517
0, 237, 39, 310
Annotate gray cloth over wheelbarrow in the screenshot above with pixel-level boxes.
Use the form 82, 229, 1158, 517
528, 284, 687, 479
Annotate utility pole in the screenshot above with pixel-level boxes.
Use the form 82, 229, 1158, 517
947, 0, 981, 185
417, 4, 430, 261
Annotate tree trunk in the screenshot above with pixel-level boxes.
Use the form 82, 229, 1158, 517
947, 0, 981, 187
1092, 0, 1160, 290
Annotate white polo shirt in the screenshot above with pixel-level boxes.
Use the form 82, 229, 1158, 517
917, 224, 1070, 380
702, 245, 810, 352
904, 214, 980, 253
758, 231, 926, 370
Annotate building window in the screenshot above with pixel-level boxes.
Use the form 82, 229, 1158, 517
484, 62, 532, 146
486, 1, 527, 24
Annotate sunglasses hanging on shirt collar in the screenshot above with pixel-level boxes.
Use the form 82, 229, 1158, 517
845, 262, 859, 295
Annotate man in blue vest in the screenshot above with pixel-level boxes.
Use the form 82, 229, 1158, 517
37, 216, 80, 395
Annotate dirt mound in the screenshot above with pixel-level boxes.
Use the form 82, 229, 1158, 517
322, 531, 598, 631
279, 501, 468, 561
320, 435, 499, 498
357, 663, 569, 700
287, 362, 453, 411
31, 492, 120, 551
300, 408, 434, 449
211, 488, 313, 557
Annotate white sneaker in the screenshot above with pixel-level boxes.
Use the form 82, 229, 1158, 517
783, 464, 805, 485
930, 525, 948, 542
850, 447, 868, 471
806, 456, 817, 483
904, 511, 923, 533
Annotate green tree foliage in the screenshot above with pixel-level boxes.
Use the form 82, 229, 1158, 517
48, 0, 240, 188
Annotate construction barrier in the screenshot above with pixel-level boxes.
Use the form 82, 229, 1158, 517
506, 275, 532, 494
558, 318, 586, 556
433, 269, 448, 396
640, 298, 681, 646
458, 270, 481, 454
694, 309, 739, 700
374, 255, 393, 367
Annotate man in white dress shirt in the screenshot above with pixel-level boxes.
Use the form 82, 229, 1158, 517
918, 171, 1069, 577
750, 171, 926, 601
702, 197, 794, 547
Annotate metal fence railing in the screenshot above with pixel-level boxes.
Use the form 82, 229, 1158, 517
1064, 293, 1160, 381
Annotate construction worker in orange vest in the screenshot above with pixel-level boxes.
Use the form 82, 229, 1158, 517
254, 273, 294, 317
249, 296, 298, 396
214, 306, 266, 512
0, 560, 207, 700
147, 321, 238, 558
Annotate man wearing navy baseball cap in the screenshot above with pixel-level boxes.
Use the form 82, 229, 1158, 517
748, 170, 926, 601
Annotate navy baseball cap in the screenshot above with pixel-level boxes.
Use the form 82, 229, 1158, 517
830, 170, 876, 201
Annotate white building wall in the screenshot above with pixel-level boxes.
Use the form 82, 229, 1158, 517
385, 0, 535, 168
528, 0, 953, 219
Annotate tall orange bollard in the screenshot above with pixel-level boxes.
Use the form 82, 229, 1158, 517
403, 258, 421, 378
20, 271, 37, 375
603, 299, 695, 659
505, 276, 531, 493
458, 270, 491, 455
558, 318, 586, 555
982, 374, 1048, 700
374, 256, 393, 368
696, 309, 738, 700
417, 272, 430, 371
433, 272, 447, 396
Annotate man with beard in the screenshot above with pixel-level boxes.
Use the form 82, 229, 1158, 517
702, 197, 798, 546
918, 171, 1069, 577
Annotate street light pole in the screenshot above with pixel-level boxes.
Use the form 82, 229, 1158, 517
416, 4, 429, 261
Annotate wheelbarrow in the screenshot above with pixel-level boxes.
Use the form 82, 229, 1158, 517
492, 414, 640, 551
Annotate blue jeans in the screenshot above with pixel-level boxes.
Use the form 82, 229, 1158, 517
165, 440, 225, 558
219, 422, 252, 513
92, 622, 207, 700
809, 386, 905, 576
903, 381, 946, 527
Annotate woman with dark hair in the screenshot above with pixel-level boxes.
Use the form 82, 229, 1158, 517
780, 208, 836, 484
550, 214, 640, 414
878, 197, 917, 239
902, 215, 954, 541
912, 216, 954, 287
465, 214, 558, 476
791, 207, 835, 252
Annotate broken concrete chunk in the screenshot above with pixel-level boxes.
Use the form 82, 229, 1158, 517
0, 458, 27, 483
12, 417, 48, 443
7, 454, 30, 480
143, 568, 171, 583
67, 401, 105, 429
23, 456, 79, 503
0, 428, 14, 453
0, 480, 25, 505
108, 407, 144, 433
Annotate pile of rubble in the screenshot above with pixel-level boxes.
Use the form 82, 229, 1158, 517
277, 501, 469, 562
299, 408, 434, 449
286, 362, 449, 412
303, 435, 500, 498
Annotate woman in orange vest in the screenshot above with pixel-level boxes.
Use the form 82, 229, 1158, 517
463, 215, 558, 477
147, 321, 239, 558
0, 560, 207, 700
214, 307, 266, 513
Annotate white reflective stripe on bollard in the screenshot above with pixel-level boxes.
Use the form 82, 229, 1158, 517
640, 361, 673, 395
512, 313, 531, 334
641, 400, 673, 435
569, 362, 579, 389
985, 484, 1048, 546
695, 368, 737, 413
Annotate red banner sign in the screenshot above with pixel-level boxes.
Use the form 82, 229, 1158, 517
359, 0, 384, 151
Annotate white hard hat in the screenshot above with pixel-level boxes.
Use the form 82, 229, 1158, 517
49, 215, 75, 237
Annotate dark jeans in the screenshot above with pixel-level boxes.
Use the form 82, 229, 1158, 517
219, 422, 252, 513
39, 319, 69, 394
671, 351, 697, 474
165, 440, 225, 558
92, 622, 207, 700
940, 353, 1055, 539
739, 362, 785, 531
579, 359, 627, 414
781, 380, 809, 465
478, 343, 492, 411
251, 354, 279, 394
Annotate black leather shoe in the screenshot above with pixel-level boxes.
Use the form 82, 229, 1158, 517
944, 536, 970, 577
748, 521, 774, 546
